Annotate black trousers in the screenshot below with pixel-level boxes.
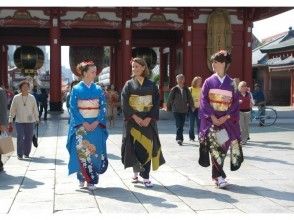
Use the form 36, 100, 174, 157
0, 154, 3, 170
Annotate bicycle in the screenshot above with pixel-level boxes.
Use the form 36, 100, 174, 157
251, 106, 278, 126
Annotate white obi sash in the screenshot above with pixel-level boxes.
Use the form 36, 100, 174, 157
78, 99, 99, 118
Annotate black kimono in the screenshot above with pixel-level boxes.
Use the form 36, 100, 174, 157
121, 77, 165, 179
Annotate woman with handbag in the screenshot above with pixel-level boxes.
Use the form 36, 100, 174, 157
198, 50, 243, 188
8, 81, 39, 160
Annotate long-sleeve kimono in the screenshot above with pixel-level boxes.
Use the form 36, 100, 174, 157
121, 78, 165, 172
198, 73, 243, 179
66, 81, 108, 185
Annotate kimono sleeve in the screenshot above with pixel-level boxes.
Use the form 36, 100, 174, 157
70, 88, 86, 126
199, 80, 215, 118
97, 89, 107, 126
147, 83, 160, 120
121, 81, 136, 119
227, 89, 240, 119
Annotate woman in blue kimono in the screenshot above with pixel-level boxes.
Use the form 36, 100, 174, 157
198, 50, 243, 188
66, 60, 108, 191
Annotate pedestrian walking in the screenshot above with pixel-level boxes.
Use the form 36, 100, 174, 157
0, 85, 9, 172
66, 60, 108, 191
121, 57, 165, 188
39, 88, 48, 120
188, 76, 202, 141
198, 50, 243, 188
166, 74, 194, 146
238, 81, 254, 144
8, 80, 39, 159
105, 85, 119, 128
252, 83, 266, 126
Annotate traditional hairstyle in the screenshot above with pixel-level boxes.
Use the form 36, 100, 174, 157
18, 80, 30, 90
76, 60, 96, 77
210, 50, 232, 71
191, 76, 202, 87
130, 57, 150, 77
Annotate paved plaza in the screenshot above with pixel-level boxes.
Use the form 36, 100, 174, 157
1, 107, 294, 214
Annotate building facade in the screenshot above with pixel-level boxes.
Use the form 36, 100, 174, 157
0, 7, 290, 110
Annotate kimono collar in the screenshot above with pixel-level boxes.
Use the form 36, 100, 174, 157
82, 81, 94, 88
214, 73, 227, 84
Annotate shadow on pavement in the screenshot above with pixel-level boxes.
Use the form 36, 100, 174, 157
29, 156, 67, 166
246, 140, 293, 151
90, 186, 178, 208
245, 155, 294, 166
0, 172, 44, 190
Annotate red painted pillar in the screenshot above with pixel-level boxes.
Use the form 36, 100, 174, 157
183, 9, 193, 86
1, 45, 8, 88
110, 46, 116, 88
290, 70, 294, 107
243, 10, 253, 89
120, 9, 132, 88
169, 46, 177, 88
49, 15, 62, 111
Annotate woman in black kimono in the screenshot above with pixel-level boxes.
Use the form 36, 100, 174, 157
121, 57, 165, 188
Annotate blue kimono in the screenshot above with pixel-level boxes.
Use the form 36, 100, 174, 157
66, 81, 108, 184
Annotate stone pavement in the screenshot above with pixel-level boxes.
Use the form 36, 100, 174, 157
1, 107, 294, 214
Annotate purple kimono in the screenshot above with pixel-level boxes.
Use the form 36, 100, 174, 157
198, 73, 243, 179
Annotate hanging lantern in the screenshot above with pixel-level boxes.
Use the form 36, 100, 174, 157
132, 47, 157, 70
13, 46, 44, 76
69, 46, 104, 77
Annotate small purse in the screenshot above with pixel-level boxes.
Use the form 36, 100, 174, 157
0, 132, 14, 154
32, 124, 38, 148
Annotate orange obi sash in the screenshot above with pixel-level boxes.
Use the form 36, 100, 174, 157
208, 89, 232, 111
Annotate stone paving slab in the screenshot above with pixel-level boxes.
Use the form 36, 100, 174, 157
1, 114, 294, 214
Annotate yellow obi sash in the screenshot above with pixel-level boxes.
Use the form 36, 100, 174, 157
129, 94, 153, 112
78, 99, 99, 118
208, 89, 232, 111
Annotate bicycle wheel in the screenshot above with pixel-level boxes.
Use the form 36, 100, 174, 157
260, 108, 277, 126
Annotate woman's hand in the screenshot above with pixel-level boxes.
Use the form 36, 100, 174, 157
83, 122, 92, 131
211, 115, 221, 126
141, 117, 152, 127
132, 114, 143, 126
90, 121, 99, 130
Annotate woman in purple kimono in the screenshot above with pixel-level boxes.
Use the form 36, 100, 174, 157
198, 50, 243, 188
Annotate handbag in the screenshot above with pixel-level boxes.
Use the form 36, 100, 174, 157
198, 140, 210, 167
32, 124, 38, 148
0, 131, 14, 154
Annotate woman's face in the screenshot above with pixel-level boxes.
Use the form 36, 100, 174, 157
21, 83, 29, 93
84, 66, 97, 81
132, 61, 145, 77
239, 84, 248, 93
212, 60, 226, 74
195, 78, 202, 87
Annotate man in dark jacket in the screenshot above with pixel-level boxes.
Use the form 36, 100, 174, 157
39, 88, 48, 120
166, 74, 194, 145
0, 86, 8, 172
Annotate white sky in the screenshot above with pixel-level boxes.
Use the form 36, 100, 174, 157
252, 9, 294, 41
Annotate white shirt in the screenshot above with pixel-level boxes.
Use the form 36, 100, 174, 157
9, 94, 39, 123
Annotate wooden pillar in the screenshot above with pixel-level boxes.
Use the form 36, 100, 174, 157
290, 70, 294, 107
110, 46, 116, 88
243, 9, 253, 89
169, 46, 177, 88
49, 13, 62, 111
183, 8, 193, 86
1, 45, 8, 88
120, 8, 132, 88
